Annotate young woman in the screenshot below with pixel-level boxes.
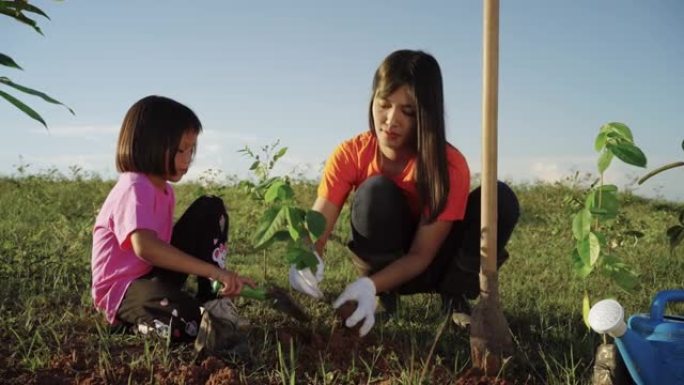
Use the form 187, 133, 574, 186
289, 50, 519, 337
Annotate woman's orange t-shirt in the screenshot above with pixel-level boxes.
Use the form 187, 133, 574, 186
317, 132, 470, 221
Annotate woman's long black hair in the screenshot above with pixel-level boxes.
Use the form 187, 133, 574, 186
369, 50, 449, 223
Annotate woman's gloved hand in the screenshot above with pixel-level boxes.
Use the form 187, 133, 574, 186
332, 277, 377, 337
288, 251, 324, 299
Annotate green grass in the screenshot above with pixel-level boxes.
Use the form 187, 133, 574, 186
0, 172, 682, 384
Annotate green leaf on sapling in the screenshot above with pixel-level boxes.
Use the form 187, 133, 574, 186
595, 132, 607, 152
597, 150, 613, 174
273, 147, 288, 162
254, 206, 288, 249
572, 248, 593, 278
306, 210, 326, 241
603, 255, 639, 292
607, 142, 647, 168
572, 209, 591, 240
590, 185, 619, 221
602, 122, 634, 143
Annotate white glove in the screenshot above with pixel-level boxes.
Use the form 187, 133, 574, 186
332, 277, 377, 337
289, 251, 324, 299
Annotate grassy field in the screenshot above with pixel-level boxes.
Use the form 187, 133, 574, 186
0, 171, 682, 384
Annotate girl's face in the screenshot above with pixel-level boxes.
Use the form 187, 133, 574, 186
167, 130, 198, 183
372, 84, 417, 154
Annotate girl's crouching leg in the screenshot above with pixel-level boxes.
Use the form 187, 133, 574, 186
117, 278, 202, 343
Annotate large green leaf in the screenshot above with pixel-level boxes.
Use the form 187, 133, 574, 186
298, 249, 319, 270
572, 209, 591, 240
0, 89, 46, 127
284, 245, 304, 265
11, 2, 50, 19
589, 185, 619, 221
253, 206, 288, 249
264, 180, 285, 203
263, 179, 294, 203
284, 245, 318, 270
571, 248, 593, 278
252, 230, 289, 251
0, 53, 22, 70
588, 233, 601, 266
606, 142, 647, 168
0, 77, 74, 114
577, 233, 601, 267
595, 132, 607, 152
278, 183, 294, 201
597, 150, 613, 174
305, 210, 326, 241
0, 7, 43, 35
600, 122, 634, 143
603, 255, 639, 292
286, 207, 308, 241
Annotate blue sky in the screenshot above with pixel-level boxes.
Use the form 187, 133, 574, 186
2, 0, 683, 201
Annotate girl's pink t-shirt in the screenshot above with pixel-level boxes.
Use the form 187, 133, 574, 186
91, 172, 175, 323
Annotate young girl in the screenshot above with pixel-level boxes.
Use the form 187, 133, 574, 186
289, 50, 520, 337
91, 95, 254, 342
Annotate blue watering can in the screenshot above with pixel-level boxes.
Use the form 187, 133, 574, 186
588, 290, 684, 385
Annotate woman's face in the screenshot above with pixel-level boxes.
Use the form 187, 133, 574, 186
372, 84, 417, 154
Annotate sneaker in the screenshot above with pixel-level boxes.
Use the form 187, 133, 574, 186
202, 298, 251, 330
195, 299, 251, 361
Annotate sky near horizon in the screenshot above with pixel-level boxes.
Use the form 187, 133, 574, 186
2, 1, 683, 201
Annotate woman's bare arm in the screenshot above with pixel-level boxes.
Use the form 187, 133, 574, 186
368, 220, 453, 293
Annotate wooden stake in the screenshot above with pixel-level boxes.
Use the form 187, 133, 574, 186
469, 0, 513, 375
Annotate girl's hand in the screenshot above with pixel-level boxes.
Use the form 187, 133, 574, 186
214, 268, 255, 298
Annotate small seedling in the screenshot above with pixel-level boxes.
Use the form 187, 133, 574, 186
239, 142, 326, 273
570, 122, 647, 325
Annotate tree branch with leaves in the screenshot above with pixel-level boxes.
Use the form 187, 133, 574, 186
1, 0, 73, 128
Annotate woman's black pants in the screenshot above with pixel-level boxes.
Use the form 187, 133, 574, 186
348, 175, 519, 300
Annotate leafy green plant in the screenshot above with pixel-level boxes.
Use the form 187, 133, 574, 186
638, 139, 684, 255
239, 141, 325, 272
1, 0, 73, 128
570, 122, 647, 324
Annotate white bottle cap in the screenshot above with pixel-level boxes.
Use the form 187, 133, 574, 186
588, 298, 627, 337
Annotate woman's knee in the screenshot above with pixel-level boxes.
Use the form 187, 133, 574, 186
496, 182, 520, 244
351, 175, 410, 231
466, 182, 519, 228
353, 176, 404, 218
349, 175, 414, 258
